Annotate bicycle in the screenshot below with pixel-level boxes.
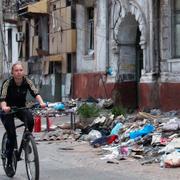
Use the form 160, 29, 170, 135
1, 106, 40, 180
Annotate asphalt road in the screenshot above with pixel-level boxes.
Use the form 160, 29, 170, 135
0, 118, 180, 180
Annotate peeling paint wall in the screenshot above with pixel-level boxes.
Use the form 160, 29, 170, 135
109, 0, 150, 83
76, 0, 107, 73
28, 74, 61, 102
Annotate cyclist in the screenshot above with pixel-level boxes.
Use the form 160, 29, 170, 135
0, 61, 46, 174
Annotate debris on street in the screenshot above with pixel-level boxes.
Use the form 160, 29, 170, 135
33, 98, 180, 169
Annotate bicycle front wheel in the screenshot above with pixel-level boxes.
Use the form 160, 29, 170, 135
24, 134, 39, 180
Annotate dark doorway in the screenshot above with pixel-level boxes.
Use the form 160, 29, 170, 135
135, 28, 143, 108
116, 14, 143, 109
136, 28, 143, 82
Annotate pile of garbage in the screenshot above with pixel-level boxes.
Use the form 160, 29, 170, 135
75, 107, 180, 168
32, 98, 180, 168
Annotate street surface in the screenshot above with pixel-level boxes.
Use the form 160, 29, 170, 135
0, 116, 180, 180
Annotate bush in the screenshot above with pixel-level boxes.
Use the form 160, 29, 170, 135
77, 103, 100, 118
111, 105, 126, 117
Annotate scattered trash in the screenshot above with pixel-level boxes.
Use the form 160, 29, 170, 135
129, 124, 155, 139
91, 135, 119, 148
53, 103, 65, 110
163, 151, 180, 168
110, 122, 123, 135
86, 130, 102, 142
32, 99, 180, 169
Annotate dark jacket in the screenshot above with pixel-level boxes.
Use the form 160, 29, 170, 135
0, 76, 39, 107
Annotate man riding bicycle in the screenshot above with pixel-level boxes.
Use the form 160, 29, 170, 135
0, 61, 46, 174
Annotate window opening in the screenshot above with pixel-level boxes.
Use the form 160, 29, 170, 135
87, 7, 94, 52
7, 28, 12, 62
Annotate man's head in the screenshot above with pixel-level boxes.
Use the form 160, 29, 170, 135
11, 61, 24, 80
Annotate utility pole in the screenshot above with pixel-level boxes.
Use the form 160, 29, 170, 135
0, 0, 3, 79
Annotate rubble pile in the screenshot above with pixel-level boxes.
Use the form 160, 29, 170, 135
78, 108, 180, 168
33, 99, 180, 168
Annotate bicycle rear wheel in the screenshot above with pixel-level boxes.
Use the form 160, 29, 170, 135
1, 132, 17, 177
24, 134, 39, 180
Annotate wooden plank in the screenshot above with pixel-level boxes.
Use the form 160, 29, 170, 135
66, 29, 76, 53
49, 33, 54, 54
60, 7, 66, 30
42, 60, 49, 75
46, 54, 64, 61
28, 0, 48, 14
32, 36, 39, 56
62, 53, 67, 73
49, 33, 58, 54
54, 32, 58, 54
60, 6, 72, 30
60, 30, 67, 53
65, 6, 72, 30
51, 9, 61, 33
49, 12, 53, 33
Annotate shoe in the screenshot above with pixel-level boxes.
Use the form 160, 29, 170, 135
6, 163, 15, 177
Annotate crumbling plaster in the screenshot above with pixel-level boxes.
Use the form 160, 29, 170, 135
76, 0, 107, 73
109, 0, 153, 83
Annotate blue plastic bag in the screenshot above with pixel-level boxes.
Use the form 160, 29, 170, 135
129, 124, 155, 139
54, 103, 65, 110
110, 122, 123, 135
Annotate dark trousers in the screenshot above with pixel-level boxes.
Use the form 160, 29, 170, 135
1, 109, 34, 163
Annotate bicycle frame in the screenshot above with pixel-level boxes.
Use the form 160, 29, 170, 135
15, 122, 31, 161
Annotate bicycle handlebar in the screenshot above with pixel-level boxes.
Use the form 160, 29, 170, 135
0, 102, 47, 115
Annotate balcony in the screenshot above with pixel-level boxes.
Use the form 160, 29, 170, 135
18, 0, 48, 17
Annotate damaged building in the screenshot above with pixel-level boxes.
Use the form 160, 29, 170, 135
1, 0, 180, 111
16, 0, 76, 101
74, 0, 180, 111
